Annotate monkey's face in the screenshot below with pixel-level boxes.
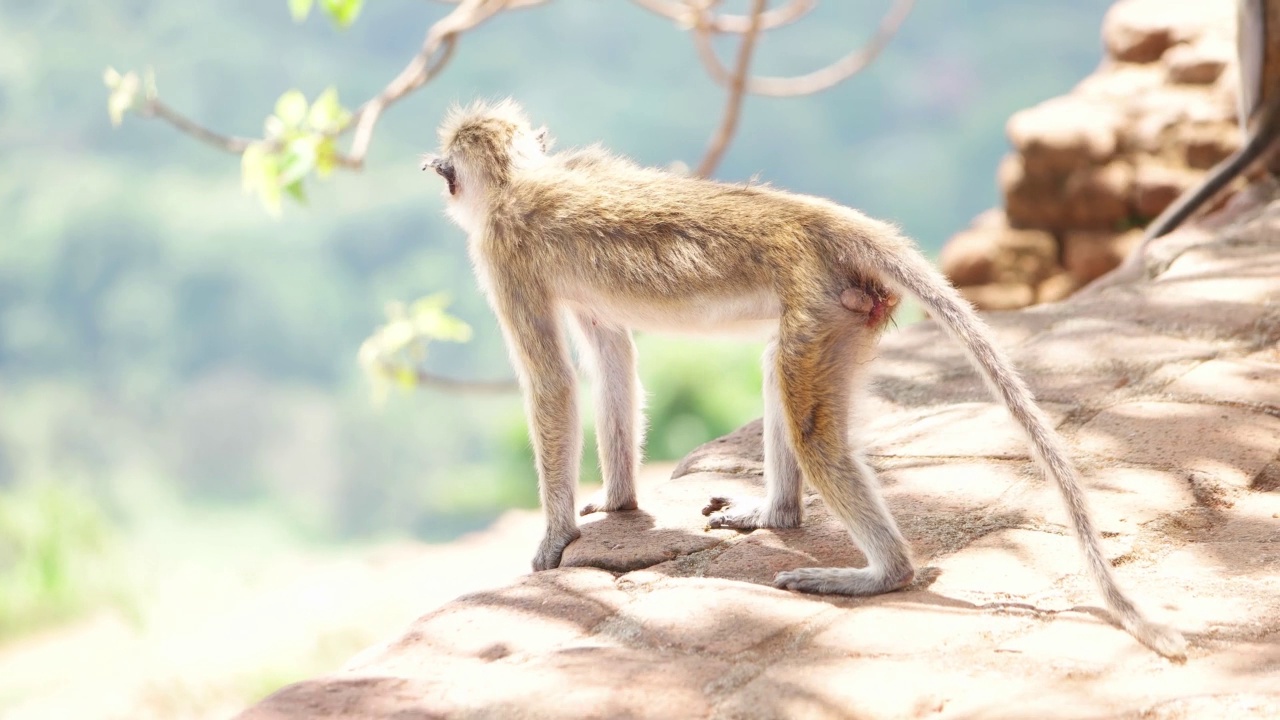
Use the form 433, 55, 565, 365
422, 156, 458, 196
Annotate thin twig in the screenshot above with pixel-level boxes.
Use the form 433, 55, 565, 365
374, 361, 520, 394
430, 0, 549, 7
628, 0, 814, 33
694, 0, 767, 177
693, 0, 916, 97
139, 98, 363, 168
347, 0, 542, 164
131, 0, 544, 170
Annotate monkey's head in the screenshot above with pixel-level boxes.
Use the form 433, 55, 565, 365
423, 99, 552, 219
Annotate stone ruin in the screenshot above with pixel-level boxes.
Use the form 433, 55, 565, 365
941, 0, 1242, 310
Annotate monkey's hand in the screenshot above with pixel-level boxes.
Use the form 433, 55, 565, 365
532, 526, 582, 571
702, 496, 801, 530
579, 490, 639, 516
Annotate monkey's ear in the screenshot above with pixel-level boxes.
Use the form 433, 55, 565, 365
535, 126, 555, 152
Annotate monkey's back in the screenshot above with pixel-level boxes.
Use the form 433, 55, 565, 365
477, 147, 905, 336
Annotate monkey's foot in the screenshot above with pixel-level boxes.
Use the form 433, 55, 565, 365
579, 489, 638, 516
702, 496, 801, 530
531, 526, 582, 571
775, 566, 914, 596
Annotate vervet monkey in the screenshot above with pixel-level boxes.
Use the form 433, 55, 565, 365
1088, 0, 1280, 292
422, 99, 1187, 660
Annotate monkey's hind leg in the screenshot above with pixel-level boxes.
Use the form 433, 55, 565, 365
771, 309, 915, 596
703, 338, 804, 529
570, 312, 643, 516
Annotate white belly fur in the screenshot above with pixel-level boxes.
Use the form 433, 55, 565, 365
565, 286, 781, 339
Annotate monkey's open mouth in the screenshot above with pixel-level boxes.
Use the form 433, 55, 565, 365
423, 157, 458, 196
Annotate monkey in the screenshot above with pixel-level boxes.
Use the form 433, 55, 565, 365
1084, 0, 1280, 294
420, 99, 1187, 661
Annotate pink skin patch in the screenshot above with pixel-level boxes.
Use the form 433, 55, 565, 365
840, 286, 899, 329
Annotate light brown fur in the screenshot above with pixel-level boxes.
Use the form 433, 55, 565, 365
423, 98, 1187, 661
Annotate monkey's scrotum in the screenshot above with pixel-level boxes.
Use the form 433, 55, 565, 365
422, 99, 1187, 661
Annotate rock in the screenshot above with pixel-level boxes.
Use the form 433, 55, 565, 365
235, 211, 1280, 720
938, 228, 996, 287
957, 281, 1035, 311
1062, 228, 1144, 283
1102, 0, 1233, 63
1075, 62, 1167, 101
1180, 121, 1242, 169
1005, 159, 1135, 233
1062, 161, 1135, 230
939, 218, 1059, 290
1036, 271, 1079, 304
1133, 160, 1199, 218
968, 0, 1244, 309
1164, 37, 1233, 85
1006, 97, 1123, 177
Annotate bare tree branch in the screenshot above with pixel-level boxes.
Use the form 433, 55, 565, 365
139, 98, 254, 154
695, 0, 766, 177
372, 361, 520, 394
628, 0, 814, 33
129, 0, 545, 170
430, 0, 549, 7
139, 97, 364, 168
347, 0, 548, 165
693, 0, 915, 97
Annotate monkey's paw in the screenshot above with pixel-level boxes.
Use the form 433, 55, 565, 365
774, 566, 914, 596
531, 527, 582, 571
579, 490, 638, 516
702, 496, 800, 530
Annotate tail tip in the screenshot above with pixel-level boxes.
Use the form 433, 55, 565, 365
1136, 621, 1188, 663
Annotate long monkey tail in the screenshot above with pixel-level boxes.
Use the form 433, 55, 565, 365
863, 237, 1188, 662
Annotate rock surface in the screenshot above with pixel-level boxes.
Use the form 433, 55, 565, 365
941, 0, 1243, 310
237, 192, 1280, 720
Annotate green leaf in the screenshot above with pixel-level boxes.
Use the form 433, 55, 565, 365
314, 137, 338, 178
288, 0, 313, 22
306, 86, 349, 133
392, 366, 418, 388
410, 292, 452, 313
273, 90, 309, 129
284, 179, 308, 205
240, 142, 269, 194
320, 0, 364, 28
278, 134, 318, 186
241, 142, 283, 217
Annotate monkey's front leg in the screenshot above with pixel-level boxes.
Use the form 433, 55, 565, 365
495, 290, 583, 570
703, 338, 804, 529
571, 312, 642, 516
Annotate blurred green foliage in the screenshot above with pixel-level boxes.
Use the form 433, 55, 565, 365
1, 0, 1113, 638
0, 482, 120, 638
